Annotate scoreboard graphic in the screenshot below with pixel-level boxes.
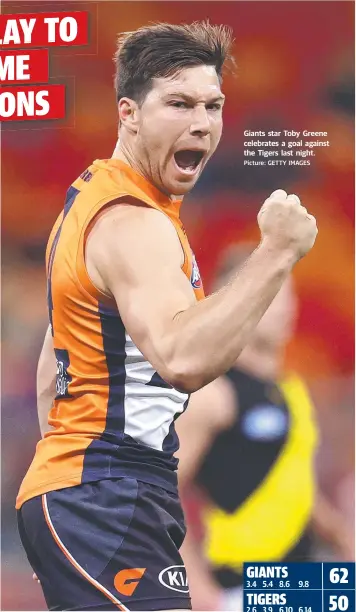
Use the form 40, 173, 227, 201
243, 563, 356, 612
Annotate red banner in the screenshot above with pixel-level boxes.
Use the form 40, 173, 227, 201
0, 12, 88, 48
0, 84, 65, 121
0, 49, 49, 84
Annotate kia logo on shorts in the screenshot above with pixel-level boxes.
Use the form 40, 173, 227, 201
158, 565, 189, 593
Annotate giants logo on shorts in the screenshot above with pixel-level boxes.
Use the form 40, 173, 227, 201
158, 565, 189, 593
190, 254, 202, 289
114, 568, 146, 596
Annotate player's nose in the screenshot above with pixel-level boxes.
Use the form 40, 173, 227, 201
189, 106, 211, 136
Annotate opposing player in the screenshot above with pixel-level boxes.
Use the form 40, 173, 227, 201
16, 22, 317, 611
176, 244, 351, 612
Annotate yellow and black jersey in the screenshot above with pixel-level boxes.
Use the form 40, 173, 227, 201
196, 368, 318, 587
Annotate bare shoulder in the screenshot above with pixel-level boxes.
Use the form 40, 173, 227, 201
187, 374, 237, 432
88, 202, 183, 263
86, 201, 184, 294
90, 200, 177, 233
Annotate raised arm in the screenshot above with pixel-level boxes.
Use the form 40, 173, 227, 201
87, 189, 317, 392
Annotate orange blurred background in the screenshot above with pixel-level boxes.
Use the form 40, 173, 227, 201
1, 2, 354, 609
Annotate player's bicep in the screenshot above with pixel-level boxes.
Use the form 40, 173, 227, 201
88, 205, 196, 380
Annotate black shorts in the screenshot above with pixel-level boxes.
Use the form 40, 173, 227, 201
17, 478, 191, 611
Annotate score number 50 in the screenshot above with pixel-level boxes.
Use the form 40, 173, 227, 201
329, 596, 349, 611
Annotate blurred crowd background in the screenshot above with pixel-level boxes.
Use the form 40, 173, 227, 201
2, 1, 354, 609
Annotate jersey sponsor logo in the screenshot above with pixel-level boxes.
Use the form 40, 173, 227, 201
241, 404, 289, 441
114, 568, 146, 596
158, 564, 189, 593
191, 253, 202, 289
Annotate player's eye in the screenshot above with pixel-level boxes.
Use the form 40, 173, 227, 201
206, 103, 222, 111
170, 101, 189, 109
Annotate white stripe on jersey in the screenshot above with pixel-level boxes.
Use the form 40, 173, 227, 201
123, 334, 188, 450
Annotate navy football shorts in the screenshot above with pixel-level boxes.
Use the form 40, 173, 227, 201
17, 478, 191, 611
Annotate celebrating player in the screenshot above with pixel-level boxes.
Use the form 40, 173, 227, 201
17, 21, 317, 611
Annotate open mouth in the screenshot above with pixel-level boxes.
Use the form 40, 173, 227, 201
174, 150, 205, 174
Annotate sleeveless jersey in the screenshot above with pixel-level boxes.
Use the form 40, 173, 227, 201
196, 369, 318, 578
16, 159, 205, 509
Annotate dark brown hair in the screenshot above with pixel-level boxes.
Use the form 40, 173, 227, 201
114, 21, 234, 104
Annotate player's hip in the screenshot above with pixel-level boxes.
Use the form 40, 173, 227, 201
16, 437, 179, 509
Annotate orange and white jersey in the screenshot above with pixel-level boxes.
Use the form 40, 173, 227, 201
16, 159, 204, 509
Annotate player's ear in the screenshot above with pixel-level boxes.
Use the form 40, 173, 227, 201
118, 98, 140, 133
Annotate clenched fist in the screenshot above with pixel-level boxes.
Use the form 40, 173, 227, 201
258, 189, 318, 261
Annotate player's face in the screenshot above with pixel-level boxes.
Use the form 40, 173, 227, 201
136, 65, 224, 196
